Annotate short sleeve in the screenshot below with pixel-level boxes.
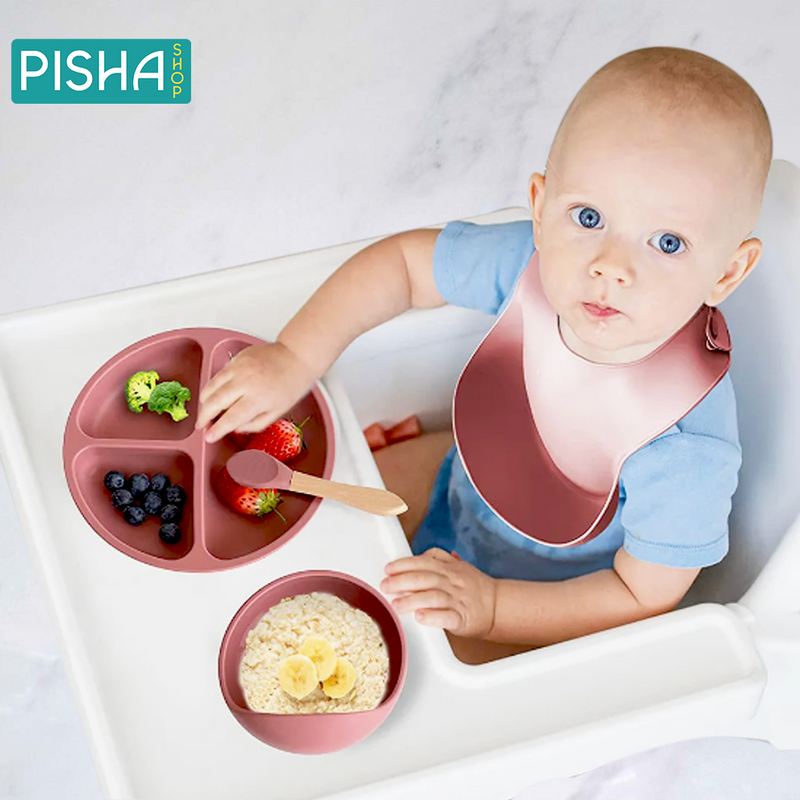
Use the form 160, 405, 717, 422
619, 374, 742, 568
433, 220, 534, 314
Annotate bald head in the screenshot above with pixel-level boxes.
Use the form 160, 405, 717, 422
549, 47, 772, 226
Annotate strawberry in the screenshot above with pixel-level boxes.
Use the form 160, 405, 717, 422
213, 466, 285, 521
246, 416, 310, 463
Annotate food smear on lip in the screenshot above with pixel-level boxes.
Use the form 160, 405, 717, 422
240, 592, 389, 714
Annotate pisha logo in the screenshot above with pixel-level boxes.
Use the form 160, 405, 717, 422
11, 39, 191, 104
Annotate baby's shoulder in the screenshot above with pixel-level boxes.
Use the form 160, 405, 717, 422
673, 372, 738, 444
620, 372, 741, 495
434, 220, 534, 314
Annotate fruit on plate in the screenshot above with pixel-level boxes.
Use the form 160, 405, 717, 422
278, 654, 319, 699
160, 503, 182, 524
111, 488, 134, 510
104, 470, 126, 491
321, 657, 357, 699
246, 417, 309, 463
159, 522, 182, 544
102, 471, 187, 541
150, 473, 170, 493
299, 636, 337, 682
164, 484, 186, 506
127, 473, 151, 498
123, 505, 147, 526
141, 491, 163, 516
213, 466, 285, 521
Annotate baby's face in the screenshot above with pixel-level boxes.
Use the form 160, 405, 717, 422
530, 97, 762, 364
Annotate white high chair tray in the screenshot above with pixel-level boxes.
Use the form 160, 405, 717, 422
0, 209, 766, 800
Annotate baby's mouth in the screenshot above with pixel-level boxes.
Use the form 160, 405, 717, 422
582, 302, 620, 319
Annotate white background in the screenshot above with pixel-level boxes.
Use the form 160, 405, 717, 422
2, 1, 800, 798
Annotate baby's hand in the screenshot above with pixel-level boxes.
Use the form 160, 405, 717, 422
195, 342, 316, 443
380, 549, 497, 638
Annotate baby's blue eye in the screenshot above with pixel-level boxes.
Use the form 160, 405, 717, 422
570, 206, 603, 229
649, 232, 685, 255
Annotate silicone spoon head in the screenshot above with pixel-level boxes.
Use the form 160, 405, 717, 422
226, 450, 293, 490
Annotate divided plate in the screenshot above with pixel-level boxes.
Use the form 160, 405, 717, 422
62, 328, 335, 571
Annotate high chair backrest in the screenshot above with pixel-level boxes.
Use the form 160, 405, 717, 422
686, 159, 800, 608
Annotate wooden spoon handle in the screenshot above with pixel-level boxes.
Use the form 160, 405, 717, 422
289, 471, 408, 516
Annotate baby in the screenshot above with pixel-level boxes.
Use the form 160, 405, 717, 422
196, 47, 772, 656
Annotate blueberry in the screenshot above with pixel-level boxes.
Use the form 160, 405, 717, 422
127, 473, 150, 498
150, 473, 170, 494
160, 503, 182, 523
142, 491, 163, 516
159, 523, 181, 544
111, 488, 134, 510
123, 505, 147, 526
164, 485, 186, 506
104, 470, 126, 491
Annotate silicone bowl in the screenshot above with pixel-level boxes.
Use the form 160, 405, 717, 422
218, 571, 407, 754
63, 328, 335, 571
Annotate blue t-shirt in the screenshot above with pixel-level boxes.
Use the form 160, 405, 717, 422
411, 220, 742, 581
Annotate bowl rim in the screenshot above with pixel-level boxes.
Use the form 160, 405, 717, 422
218, 569, 408, 718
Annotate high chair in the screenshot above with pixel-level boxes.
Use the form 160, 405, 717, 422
331, 158, 800, 763
2, 164, 798, 800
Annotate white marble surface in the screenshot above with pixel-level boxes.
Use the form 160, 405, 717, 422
2, 1, 800, 798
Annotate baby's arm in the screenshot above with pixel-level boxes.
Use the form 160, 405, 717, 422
381, 546, 700, 647
196, 229, 444, 442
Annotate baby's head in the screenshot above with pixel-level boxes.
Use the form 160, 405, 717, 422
530, 47, 772, 364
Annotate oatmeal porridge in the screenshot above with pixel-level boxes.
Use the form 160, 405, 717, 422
240, 592, 390, 714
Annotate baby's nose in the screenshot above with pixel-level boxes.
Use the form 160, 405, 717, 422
588, 249, 634, 285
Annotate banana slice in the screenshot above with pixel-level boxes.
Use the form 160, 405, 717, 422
321, 657, 357, 699
278, 654, 318, 699
299, 636, 338, 682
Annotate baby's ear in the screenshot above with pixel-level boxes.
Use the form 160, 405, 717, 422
529, 173, 546, 236
706, 238, 763, 306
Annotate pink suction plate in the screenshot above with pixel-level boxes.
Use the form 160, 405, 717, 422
62, 327, 335, 572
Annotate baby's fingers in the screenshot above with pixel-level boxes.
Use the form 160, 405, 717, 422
203, 397, 266, 443
388, 589, 465, 631
383, 548, 455, 576
413, 607, 463, 630
198, 363, 234, 406
380, 566, 448, 596
389, 588, 454, 616
195, 382, 243, 433
234, 410, 279, 435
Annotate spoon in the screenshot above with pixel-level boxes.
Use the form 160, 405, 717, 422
225, 449, 408, 517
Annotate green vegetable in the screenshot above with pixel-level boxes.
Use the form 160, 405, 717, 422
125, 371, 160, 413
147, 381, 192, 422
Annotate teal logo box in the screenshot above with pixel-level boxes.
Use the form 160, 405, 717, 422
12, 39, 191, 103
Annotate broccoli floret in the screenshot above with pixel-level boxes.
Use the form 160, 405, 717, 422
147, 381, 192, 422
125, 371, 160, 413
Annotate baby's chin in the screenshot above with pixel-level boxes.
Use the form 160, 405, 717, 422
560, 314, 663, 364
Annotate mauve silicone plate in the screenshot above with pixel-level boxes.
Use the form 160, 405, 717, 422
63, 328, 335, 572
218, 571, 407, 754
